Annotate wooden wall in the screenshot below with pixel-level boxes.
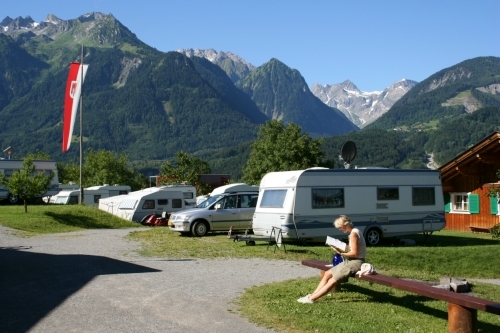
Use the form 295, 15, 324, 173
444, 185, 500, 232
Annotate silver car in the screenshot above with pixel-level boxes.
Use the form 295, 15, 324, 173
168, 191, 259, 236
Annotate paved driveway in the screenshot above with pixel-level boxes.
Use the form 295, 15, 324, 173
0, 227, 317, 333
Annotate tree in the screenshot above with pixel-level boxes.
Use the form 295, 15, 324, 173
56, 149, 148, 191
242, 120, 325, 185
159, 151, 212, 195
0, 156, 54, 212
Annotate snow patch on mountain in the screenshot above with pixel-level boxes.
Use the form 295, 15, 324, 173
311, 79, 417, 127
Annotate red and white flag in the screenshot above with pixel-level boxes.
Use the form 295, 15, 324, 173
62, 62, 88, 152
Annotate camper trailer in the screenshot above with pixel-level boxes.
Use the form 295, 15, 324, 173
112, 187, 187, 222
0, 159, 59, 204
155, 185, 197, 206
49, 185, 131, 206
252, 168, 445, 245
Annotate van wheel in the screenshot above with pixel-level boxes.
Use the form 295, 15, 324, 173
365, 228, 381, 246
8, 194, 19, 204
192, 221, 208, 237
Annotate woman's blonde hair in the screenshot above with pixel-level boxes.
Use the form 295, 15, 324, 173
334, 215, 353, 228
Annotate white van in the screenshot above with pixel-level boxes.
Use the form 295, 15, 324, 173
0, 159, 59, 204
252, 168, 445, 245
168, 183, 259, 236
49, 185, 131, 206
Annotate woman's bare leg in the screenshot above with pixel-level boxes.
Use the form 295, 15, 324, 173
310, 277, 338, 301
312, 270, 333, 294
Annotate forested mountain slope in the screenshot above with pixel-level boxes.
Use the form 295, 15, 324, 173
236, 58, 359, 137
368, 56, 500, 130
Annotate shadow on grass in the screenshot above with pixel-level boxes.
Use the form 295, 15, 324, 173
340, 283, 499, 332
44, 211, 117, 229
0, 247, 160, 333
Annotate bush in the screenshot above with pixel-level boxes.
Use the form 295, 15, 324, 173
491, 223, 500, 240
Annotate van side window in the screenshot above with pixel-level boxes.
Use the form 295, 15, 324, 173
312, 188, 344, 208
377, 187, 399, 200
412, 187, 435, 206
260, 190, 287, 208
172, 199, 182, 208
158, 199, 169, 206
142, 200, 155, 209
238, 194, 259, 208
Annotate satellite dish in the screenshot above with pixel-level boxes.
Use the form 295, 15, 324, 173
341, 141, 357, 164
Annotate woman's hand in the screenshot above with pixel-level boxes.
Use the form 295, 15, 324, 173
330, 245, 341, 254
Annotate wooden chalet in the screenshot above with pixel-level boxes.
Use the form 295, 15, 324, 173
439, 132, 500, 232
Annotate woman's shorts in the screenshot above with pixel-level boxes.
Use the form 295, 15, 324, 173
330, 259, 364, 283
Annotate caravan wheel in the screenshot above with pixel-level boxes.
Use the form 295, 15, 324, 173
365, 228, 382, 246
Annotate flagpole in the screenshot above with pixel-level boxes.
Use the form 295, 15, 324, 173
79, 44, 84, 204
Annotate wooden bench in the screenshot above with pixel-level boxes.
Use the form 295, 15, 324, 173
469, 226, 491, 234
302, 259, 500, 333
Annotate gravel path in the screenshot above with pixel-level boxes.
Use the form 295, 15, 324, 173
0, 226, 317, 333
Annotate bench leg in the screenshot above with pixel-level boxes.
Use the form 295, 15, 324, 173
448, 303, 477, 333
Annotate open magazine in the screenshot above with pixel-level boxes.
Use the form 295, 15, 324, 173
326, 236, 347, 251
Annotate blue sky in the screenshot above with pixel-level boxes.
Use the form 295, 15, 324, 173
3, 0, 499, 92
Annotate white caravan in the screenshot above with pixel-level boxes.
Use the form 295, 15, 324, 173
252, 168, 445, 245
0, 159, 59, 204
49, 184, 131, 206
156, 185, 197, 206
109, 187, 187, 222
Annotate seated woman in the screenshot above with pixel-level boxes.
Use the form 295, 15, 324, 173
298, 215, 366, 303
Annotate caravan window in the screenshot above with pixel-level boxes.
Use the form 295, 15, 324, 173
158, 199, 169, 206
142, 200, 155, 209
183, 192, 194, 199
68, 196, 79, 205
172, 199, 182, 208
93, 195, 101, 204
412, 187, 435, 206
312, 188, 344, 208
377, 187, 399, 200
260, 190, 287, 208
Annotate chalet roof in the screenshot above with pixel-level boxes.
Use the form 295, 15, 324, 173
439, 132, 500, 185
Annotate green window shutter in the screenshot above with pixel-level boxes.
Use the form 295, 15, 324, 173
490, 196, 499, 215
444, 193, 451, 213
469, 194, 479, 214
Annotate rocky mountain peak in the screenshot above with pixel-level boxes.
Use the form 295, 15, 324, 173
178, 48, 256, 83
0, 15, 36, 31
44, 14, 63, 25
311, 78, 418, 128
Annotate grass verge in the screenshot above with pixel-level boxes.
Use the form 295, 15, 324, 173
0, 205, 140, 235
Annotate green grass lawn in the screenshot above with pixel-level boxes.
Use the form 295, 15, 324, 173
0, 204, 140, 235
1, 206, 499, 332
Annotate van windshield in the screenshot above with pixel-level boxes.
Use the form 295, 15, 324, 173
196, 194, 224, 208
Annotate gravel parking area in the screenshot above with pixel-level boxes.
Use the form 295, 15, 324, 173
0, 226, 317, 333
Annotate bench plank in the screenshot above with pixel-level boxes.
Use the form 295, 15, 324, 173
301, 259, 500, 315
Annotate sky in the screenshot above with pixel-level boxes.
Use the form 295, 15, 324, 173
3, 0, 499, 92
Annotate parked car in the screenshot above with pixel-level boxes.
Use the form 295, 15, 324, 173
168, 184, 258, 236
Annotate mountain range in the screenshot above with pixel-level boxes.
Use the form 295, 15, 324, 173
1, 13, 500, 179
178, 48, 418, 128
